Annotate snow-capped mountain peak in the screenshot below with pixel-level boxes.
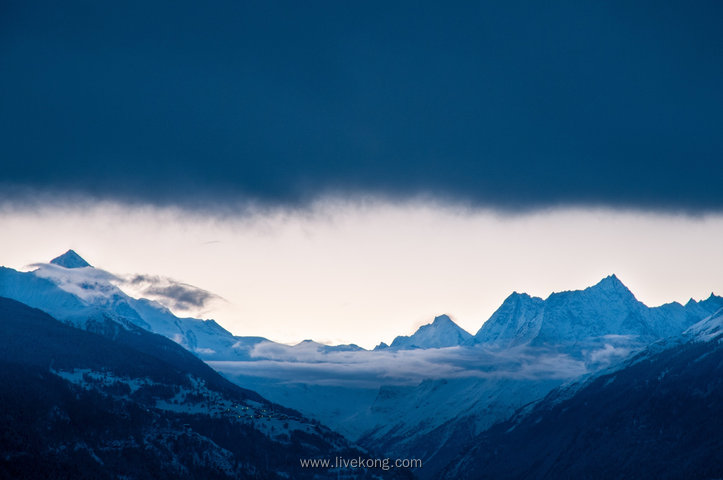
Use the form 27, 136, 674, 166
386, 314, 473, 349
474, 274, 699, 347
1, 255, 254, 360
49, 249, 92, 269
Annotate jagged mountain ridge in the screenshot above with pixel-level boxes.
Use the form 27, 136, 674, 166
2, 252, 721, 358
475, 274, 720, 347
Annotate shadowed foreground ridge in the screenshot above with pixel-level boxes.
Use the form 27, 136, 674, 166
0, 296, 413, 480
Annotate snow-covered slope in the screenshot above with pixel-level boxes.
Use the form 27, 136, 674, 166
680, 306, 723, 342
473, 291, 544, 346
0, 264, 150, 332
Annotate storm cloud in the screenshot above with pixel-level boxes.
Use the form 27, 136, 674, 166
1, 1, 722, 212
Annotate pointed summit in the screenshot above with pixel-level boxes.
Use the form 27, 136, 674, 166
389, 314, 472, 349
593, 273, 623, 288
594, 273, 625, 288
585, 274, 636, 299
49, 250, 91, 269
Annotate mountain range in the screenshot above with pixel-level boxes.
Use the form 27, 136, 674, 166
1, 250, 721, 478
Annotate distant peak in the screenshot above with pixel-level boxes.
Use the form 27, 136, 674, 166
49, 249, 91, 269
428, 315, 468, 333
591, 274, 629, 292
388, 314, 472, 349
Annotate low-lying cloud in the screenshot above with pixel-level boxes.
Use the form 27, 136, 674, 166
29, 261, 222, 317
210, 340, 626, 388
124, 274, 222, 313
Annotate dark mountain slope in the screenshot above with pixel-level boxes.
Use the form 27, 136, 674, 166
0, 296, 264, 403
0, 297, 412, 479
442, 315, 723, 479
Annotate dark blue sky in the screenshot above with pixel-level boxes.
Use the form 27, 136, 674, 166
2, 1, 722, 211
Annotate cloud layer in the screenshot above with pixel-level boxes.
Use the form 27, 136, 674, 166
210, 338, 636, 388
2, 1, 722, 212
29, 260, 221, 318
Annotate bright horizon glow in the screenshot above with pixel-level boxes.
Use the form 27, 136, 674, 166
1, 199, 722, 349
